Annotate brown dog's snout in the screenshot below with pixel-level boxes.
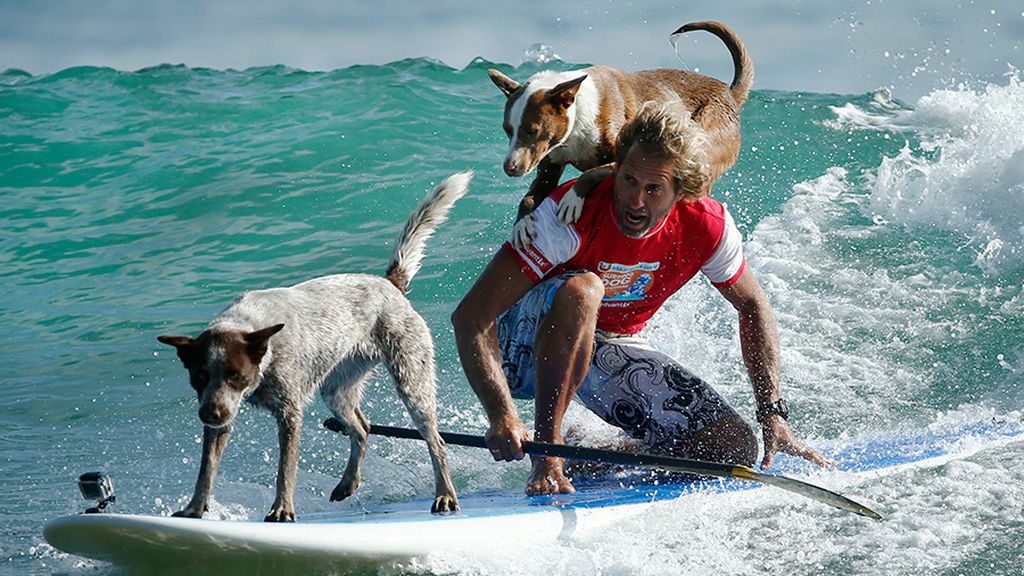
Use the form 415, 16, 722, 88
503, 157, 523, 177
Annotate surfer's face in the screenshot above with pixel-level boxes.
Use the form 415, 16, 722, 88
612, 145, 682, 238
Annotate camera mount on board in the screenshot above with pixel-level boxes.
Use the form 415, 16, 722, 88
77, 472, 116, 514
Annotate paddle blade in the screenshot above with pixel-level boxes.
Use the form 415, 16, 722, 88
730, 466, 882, 520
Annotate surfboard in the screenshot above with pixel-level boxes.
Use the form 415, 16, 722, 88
43, 418, 1023, 571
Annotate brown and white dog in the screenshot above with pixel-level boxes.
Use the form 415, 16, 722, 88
488, 21, 753, 247
157, 172, 471, 522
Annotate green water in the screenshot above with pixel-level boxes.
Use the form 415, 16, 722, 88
2, 62, 1022, 575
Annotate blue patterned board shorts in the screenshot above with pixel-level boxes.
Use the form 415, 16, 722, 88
498, 272, 739, 453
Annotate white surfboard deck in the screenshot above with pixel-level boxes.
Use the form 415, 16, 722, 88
43, 419, 1023, 570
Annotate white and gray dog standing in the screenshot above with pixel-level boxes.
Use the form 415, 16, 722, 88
158, 172, 471, 522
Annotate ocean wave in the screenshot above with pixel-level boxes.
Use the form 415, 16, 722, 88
868, 72, 1024, 272
823, 73, 1024, 271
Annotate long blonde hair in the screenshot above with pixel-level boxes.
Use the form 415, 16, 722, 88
614, 101, 711, 201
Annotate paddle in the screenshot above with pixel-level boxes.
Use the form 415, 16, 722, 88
322, 418, 882, 520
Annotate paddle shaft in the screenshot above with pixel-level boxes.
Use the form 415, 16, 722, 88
361, 423, 738, 478
322, 418, 882, 519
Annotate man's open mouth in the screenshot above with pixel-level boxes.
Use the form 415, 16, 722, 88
624, 211, 646, 225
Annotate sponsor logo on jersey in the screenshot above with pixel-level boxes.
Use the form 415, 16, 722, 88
518, 243, 553, 278
598, 261, 660, 302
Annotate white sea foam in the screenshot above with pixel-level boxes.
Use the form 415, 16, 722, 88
644, 168, 942, 436
826, 87, 908, 132
645, 153, 1024, 438
521, 43, 562, 65
531, 77, 1024, 574
833, 73, 1024, 271
403, 430, 1023, 576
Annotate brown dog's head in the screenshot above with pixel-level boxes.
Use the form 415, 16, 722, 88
488, 69, 587, 177
158, 324, 284, 428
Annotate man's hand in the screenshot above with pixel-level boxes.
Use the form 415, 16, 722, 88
484, 416, 531, 461
760, 415, 834, 469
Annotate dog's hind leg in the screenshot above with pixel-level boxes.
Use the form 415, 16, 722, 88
406, 402, 459, 514
174, 424, 231, 518
323, 358, 376, 502
381, 316, 460, 513
328, 404, 369, 502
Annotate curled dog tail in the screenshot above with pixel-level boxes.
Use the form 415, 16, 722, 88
671, 21, 755, 108
385, 171, 473, 293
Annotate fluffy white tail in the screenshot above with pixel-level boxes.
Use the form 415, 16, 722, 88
386, 171, 473, 293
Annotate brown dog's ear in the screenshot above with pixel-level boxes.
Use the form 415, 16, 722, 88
158, 335, 199, 367
547, 75, 587, 109
244, 324, 284, 364
488, 69, 521, 97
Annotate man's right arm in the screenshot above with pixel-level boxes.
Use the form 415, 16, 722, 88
451, 247, 537, 461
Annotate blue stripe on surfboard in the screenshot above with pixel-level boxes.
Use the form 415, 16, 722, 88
298, 418, 1023, 525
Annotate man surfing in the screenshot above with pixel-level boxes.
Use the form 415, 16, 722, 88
452, 102, 831, 494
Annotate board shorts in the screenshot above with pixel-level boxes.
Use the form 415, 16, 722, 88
498, 272, 740, 454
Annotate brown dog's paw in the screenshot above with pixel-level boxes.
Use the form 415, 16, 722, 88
430, 496, 460, 514
263, 508, 296, 522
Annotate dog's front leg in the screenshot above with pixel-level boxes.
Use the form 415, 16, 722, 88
517, 158, 566, 221
265, 411, 302, 522
174, 424, 231, 518
512, 159, 567, 249
559, 162, 616, 224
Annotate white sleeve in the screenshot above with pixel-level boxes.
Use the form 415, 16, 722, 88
700, 206, 745, 286
506, 196, 580, 279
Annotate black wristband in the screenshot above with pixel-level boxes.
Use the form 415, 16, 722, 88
756, 398, 789, 423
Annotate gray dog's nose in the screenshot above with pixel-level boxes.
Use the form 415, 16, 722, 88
199, 403, 228, 427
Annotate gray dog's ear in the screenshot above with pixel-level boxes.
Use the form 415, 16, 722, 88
157, 335, 194, 348
244, 324, 284, 364
158, 335, 199, 368
488, 69, 521, 97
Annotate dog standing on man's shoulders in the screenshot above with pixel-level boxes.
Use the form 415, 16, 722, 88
158, 172, 471, 522
488, 21, 753, 248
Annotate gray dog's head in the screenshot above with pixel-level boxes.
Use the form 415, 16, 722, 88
158, 324, 284, 428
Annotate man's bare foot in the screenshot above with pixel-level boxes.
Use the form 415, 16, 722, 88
526, 456, 575, 495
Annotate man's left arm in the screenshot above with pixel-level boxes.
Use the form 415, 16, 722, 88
716, 267, 834, 469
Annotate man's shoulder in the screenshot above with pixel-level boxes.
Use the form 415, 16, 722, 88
679, 195, 727, 222
675, 195, 733, 238
550, 174, 614, 204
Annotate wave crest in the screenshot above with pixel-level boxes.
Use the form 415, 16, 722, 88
864, 72, 1024, 271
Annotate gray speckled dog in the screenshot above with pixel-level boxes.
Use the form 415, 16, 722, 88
158, 172, 471, 522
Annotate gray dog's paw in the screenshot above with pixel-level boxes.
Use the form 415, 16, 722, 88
263, 508, 296, 522
330, 477, 359, 502
430, 495, 460, 514
172, 507, 204, 519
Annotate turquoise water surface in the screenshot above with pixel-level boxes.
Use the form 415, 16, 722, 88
2, 60, 1023, 575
